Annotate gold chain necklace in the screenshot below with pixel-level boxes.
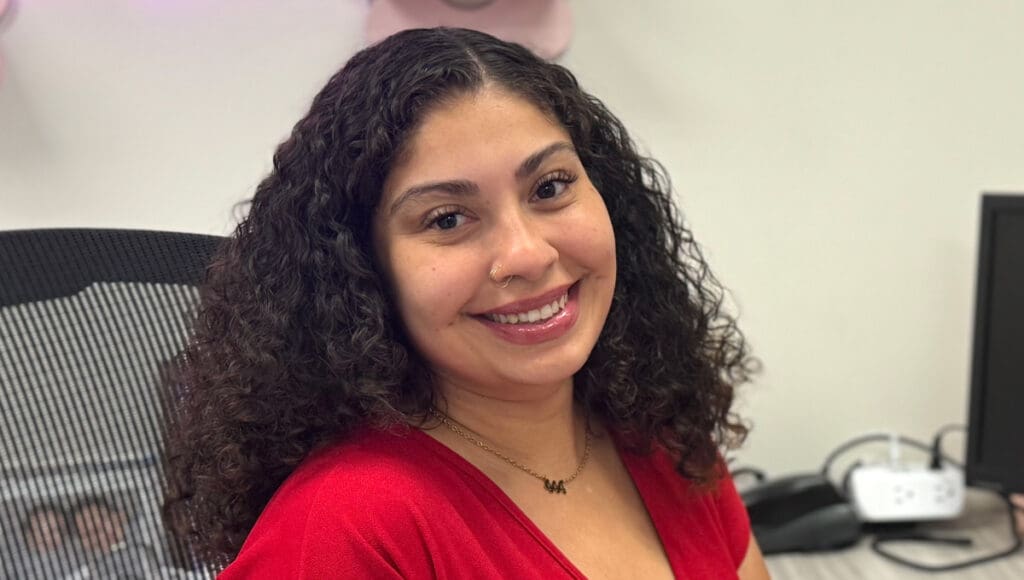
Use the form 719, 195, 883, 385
429, 408, 593, 494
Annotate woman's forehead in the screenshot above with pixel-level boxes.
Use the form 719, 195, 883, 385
382, 89, 569, 197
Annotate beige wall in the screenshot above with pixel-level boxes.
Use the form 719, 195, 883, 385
3, 1, 1023, 475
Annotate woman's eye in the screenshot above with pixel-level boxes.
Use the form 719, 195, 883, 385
534, 172, 577, 201
536, 180, 566, 200
429, 212, 465, 231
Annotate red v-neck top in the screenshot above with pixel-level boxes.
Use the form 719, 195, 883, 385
219, 426, 751, 579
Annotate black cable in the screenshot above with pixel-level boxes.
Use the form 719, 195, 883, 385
929, 424, 967, 470
870, 491, 1022, 572
874, 530, 973, 547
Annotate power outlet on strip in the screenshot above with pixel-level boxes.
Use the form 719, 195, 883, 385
848, 463, 965, 522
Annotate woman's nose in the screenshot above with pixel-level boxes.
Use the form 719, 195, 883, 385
491, 212, 558, 282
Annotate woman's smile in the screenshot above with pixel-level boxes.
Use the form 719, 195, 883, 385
473, 281, 581, 345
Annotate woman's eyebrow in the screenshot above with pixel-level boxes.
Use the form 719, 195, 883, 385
514, 141, 576, 180
388, 179, 478, 215
388, 140, 576, 215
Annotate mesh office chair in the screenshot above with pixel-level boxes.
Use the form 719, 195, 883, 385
1, 229, 222, 579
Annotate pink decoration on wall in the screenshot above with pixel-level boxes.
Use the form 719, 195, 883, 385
366, 0, 573, 60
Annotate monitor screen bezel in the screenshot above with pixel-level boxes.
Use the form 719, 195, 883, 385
965, 192, 1024, 494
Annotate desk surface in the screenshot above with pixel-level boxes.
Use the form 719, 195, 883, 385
765, 490, 1024, 579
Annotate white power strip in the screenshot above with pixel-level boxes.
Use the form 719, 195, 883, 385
848, 463, 965, 522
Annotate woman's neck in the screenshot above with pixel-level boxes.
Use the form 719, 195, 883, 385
426, 377, 588, 483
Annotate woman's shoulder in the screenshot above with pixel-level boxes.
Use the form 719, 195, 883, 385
221, 426, 465, 578
270, 425, 451, 511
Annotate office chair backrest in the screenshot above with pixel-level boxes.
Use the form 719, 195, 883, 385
1, 228, 222, 579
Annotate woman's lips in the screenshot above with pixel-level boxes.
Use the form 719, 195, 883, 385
474, 281, 580, 345
479, 282, 574, 316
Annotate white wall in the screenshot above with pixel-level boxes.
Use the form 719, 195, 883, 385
3, 1, 1023, 475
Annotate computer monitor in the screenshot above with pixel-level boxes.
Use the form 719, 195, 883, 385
965, 193, 1024, 494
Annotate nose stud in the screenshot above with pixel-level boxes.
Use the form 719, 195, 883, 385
489, 264, 514, 288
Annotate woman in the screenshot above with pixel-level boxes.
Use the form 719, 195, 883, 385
163, 27, 768, 579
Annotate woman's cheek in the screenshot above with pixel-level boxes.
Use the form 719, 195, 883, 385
397, 249, 481, 328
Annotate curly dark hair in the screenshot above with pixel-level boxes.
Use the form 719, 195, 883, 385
162, 27, 754, 567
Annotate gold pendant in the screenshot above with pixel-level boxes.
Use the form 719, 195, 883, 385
544, 479, 567, 494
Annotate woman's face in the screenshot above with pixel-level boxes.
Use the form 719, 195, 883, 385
73, 503, 125, 553
26, 509, 65, 552
373, 88, 616, 398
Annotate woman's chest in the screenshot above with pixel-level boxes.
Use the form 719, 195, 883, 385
525, 499, 676, 580
506, 445, 676, 579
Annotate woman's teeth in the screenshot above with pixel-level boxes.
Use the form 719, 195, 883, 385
484, 293, 568, 325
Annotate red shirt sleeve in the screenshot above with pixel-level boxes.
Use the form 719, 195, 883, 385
218, 447, 438, 579
715, 468, 753, 568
